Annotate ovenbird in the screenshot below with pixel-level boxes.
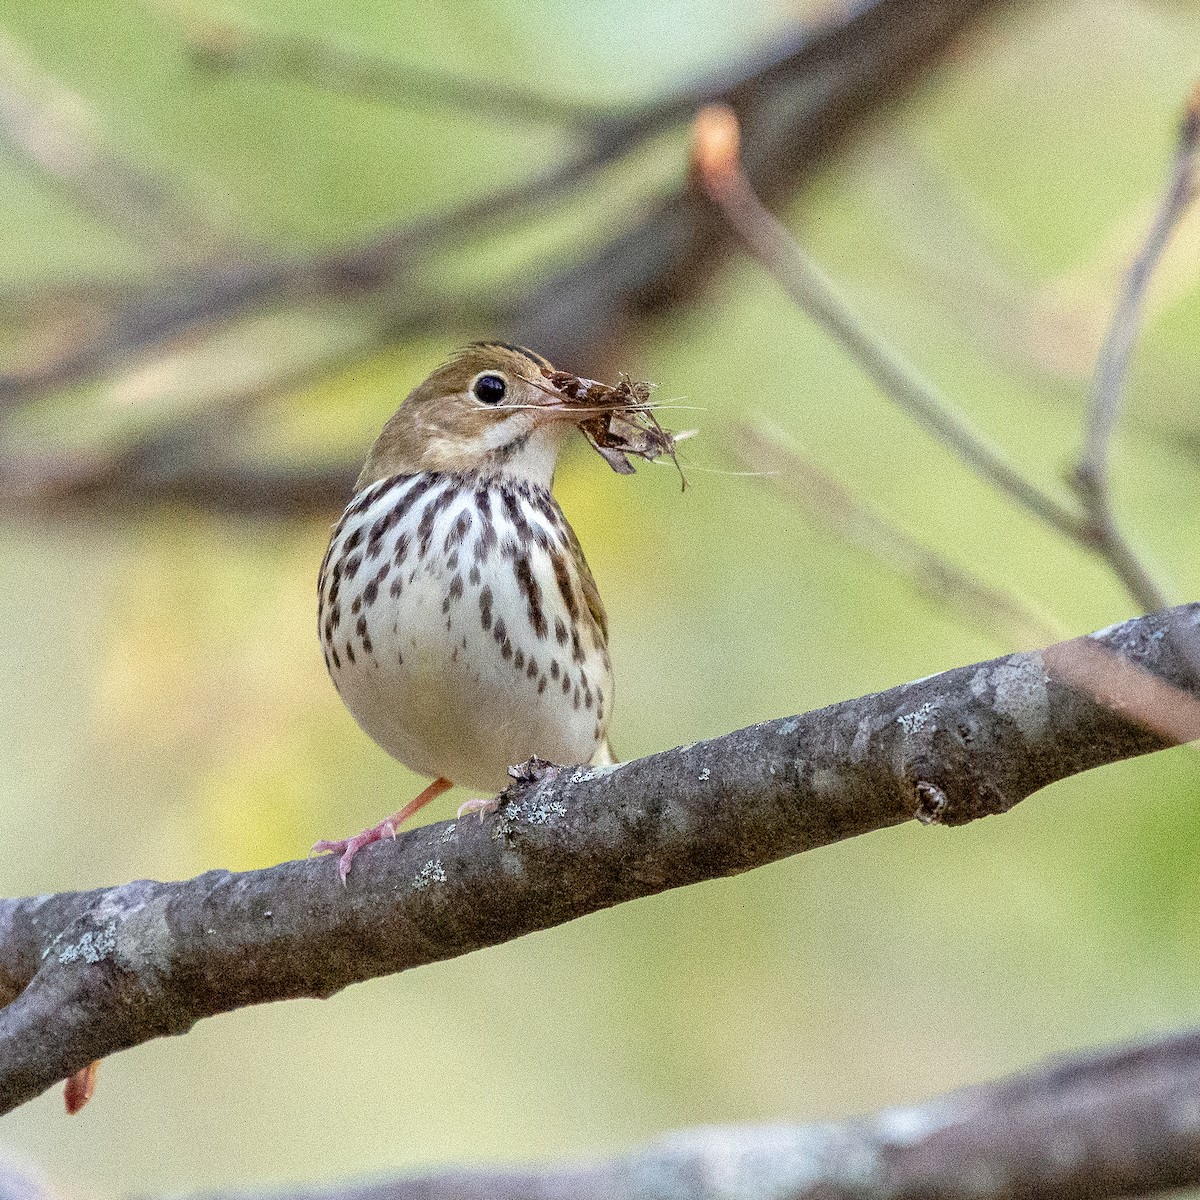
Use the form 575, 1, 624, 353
315, 342, 672, 879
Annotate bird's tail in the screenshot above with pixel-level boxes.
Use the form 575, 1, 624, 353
591, 738, 618, 767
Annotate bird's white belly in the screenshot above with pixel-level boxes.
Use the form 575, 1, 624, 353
319, 473, 612, 792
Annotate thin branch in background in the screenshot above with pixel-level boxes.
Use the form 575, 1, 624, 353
0, 0, 1003, 423
0, 12, 653, 410
0, 0, 1005, 520
157, 0, 937, 172
9, 1035, 1200, 1200
33, 1025, 1198, 1200
0, 46, 660, 410
693, 101, 1198, 630
689, 103, 1091, 545
733, 421, 1062, 649
0, 32, 234, 260
1045, 634, 1200, 748
156, 0, 625, 135
0, 439, 357, 518
1077, 87, 1200, 493
0, 281, 498, 513
1069, 85, 1200, 617
0, 129, 616, 412
150, 0, 879, 151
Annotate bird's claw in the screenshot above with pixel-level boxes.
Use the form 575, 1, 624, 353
312, 829, 382, 884
312, 778, 453, 881
456, 797, 500, 822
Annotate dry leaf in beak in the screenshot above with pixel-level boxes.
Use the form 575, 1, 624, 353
543, 369, 686, 487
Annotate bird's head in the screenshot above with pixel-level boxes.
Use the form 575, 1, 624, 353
357, 343, 601, 490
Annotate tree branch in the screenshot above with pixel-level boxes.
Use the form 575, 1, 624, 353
0, 0, 1004, 494
1069, 86, 1200, 617
1075, 88, 1200, 512
0, 31, 233, 258
170, 5, 637, 134
693, 94, 1200, 645
130, 1025, 1200, 1200
1, 604, 1197, 1115
691, 103, 1089, 543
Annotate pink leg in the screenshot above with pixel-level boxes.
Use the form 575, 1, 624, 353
314, 777, 453, 883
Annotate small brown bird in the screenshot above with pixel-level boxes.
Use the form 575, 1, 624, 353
315, 343, 673, 879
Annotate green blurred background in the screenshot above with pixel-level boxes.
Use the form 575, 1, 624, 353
2, 0, 1200, 1193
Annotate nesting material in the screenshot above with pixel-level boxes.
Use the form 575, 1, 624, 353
542, 369, 686, 487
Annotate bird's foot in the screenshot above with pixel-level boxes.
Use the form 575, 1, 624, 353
454, 759, 559, 823
314, 777, 453, 883
457, 796, 500, 822
312, 824, 391, 884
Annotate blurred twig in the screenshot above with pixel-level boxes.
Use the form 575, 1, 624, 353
506, 0, 1002, 363
1044, 634, 1200, 748
13, 1035, 1200, 1200
693, 99, 1198, 628
129, 1027, 1200, 1200
0, 605, 1196, 1114
0, 0, 1005, 510
11, 1032, 1200, 1200
0, 134, 593, 411
13, 1030, 1200, 1200
1069, 88, 1200, 617
162, 1, 631, 134
0, 444, 356, 518
734, 422, 1061, 649
0, 288, 483, 515
692, 103, 1088, 543
0, 32, 232, 259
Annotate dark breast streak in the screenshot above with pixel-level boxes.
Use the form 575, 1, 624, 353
318, 471, 610, 726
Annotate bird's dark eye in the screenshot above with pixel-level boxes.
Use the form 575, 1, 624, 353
471, 372, 507, 405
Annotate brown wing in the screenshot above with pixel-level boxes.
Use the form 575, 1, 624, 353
565, 521, 616, 765
564, 521, 608, 644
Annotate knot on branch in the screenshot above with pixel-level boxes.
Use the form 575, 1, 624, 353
901, 748, 1008, 827
913, 781, 947, 825
892, 682, 1020, 826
